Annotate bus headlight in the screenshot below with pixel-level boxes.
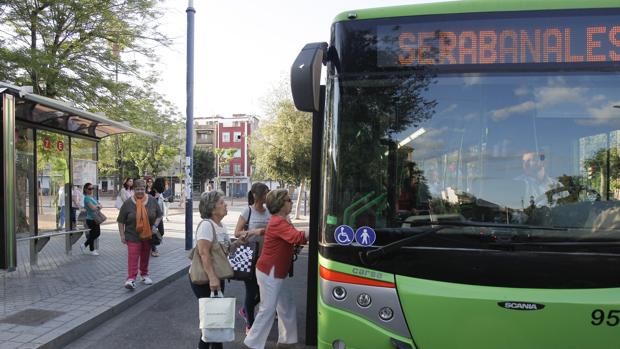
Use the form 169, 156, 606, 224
332, 286, 347, 300
378, 307, 394, 321
357, 293, 372, 308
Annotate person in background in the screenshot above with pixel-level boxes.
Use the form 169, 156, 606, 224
149, 178, 166, 257
242, 189, 307, 349
119, 177, 134, 206
234, 182, 270, 334
145, 177, 154, 194
57, 184, 66, 230
82, 183, 102, 256
516, 151, 560, 206
117, 179, 162, 290
71, 185, 84, 230
162, 181, 173, 222
191, 190, 246, 349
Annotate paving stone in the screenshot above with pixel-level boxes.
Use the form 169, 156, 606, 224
0, 331, 21, 341
0, 341, 23, 349
8, 333, 40, 343
0, 208, 253, 349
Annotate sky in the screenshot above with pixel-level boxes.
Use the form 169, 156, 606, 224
152, 0, 447, 119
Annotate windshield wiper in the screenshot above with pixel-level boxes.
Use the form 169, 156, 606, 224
361, 226, 446, 265
362, 222, 570, 265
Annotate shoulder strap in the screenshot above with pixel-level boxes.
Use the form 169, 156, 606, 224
194, 219, 206, 242
247, 206, 252, 224
207, 219, 220, 246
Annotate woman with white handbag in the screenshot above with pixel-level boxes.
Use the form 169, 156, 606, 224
191, 190, 246, 349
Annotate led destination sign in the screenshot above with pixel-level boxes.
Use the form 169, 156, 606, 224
377, 13, 620, 66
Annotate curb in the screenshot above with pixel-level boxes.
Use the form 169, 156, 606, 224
39, 266, 189, 349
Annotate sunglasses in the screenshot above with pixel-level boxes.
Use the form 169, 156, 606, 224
87, 187, 94, 191
284, 198, 292, 202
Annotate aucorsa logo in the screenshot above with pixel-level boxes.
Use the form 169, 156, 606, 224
498, 301, 545, 311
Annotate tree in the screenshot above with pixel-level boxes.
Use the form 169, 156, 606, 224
193, 148, 216, 192
0, 1, 181, 189
96, 87, 182, 184
0, 0, 170, 107
252, 80, 312, 218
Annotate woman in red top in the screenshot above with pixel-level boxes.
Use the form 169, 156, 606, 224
242, 189, 307, 349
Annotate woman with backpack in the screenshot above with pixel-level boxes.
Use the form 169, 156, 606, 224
233, 182, 270, 334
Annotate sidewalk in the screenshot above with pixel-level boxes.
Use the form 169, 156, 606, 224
0, 199, 309, 349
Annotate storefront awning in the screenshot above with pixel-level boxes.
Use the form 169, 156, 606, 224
1, 82, 156, 139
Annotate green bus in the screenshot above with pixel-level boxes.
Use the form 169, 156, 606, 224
291, 1, 620, 348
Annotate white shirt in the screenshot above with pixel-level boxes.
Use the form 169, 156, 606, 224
196, 219, 230, 246
58, 187, 65, 207
119, 188, 133, 202
72, 188, 83, 208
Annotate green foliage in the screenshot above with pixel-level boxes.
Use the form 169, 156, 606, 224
0, 0, 170, 107
0, 1, 181, 183
96, 86, 182, 180
584, 147, 620, 197
251, 98, 312, 184
193, 148, 216, 191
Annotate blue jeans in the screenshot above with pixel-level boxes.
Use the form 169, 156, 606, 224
57, 206, 65, 229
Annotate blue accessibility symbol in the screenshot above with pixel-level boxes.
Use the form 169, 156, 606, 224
355, 226, 376, 247
334, 225, 354, 245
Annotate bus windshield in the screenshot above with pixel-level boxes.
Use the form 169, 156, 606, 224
323, 10, 620, 250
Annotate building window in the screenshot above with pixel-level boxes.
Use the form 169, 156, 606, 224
222, 132, 230, 142
234, 132, 242, 142
234, 164, 241, 174
197, 132, 211, 143
221, 164, 230, 174
234, 149, 241, 158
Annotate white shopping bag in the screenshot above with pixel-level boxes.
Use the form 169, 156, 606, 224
199, 291, 235, 343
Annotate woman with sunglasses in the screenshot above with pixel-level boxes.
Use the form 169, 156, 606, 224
82, 183, 102, 256
242, 189, 307, 349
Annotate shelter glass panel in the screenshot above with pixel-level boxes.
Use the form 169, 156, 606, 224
15, 126, 35, 237
36, 130, 69, 232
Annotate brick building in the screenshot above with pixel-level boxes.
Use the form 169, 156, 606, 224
194, 114, 259, 197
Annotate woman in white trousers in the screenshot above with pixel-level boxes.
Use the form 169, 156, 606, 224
242, 189, 307, 349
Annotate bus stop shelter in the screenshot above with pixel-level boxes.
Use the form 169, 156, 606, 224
1, 82, 153, 270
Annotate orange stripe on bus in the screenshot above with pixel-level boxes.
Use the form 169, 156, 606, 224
319, 266, 395, 288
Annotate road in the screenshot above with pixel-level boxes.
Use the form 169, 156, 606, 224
64, 248, 311, 349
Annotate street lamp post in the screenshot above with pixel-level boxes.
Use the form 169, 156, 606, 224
184, 0, 195, 250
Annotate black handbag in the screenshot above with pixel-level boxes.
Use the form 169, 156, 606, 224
228, 241, 258, 281
288, 245, 303, 277
152, 225, 163, 245
152, 231, 162, 245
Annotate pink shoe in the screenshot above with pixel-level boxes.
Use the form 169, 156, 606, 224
239, 307, 248, 324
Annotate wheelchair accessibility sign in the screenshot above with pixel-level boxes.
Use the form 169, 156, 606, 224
334, 225, 354, 245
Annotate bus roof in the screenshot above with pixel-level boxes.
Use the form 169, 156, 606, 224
334, 0, 620, 23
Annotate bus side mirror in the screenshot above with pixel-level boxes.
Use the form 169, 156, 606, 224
290, 42, 327, 112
